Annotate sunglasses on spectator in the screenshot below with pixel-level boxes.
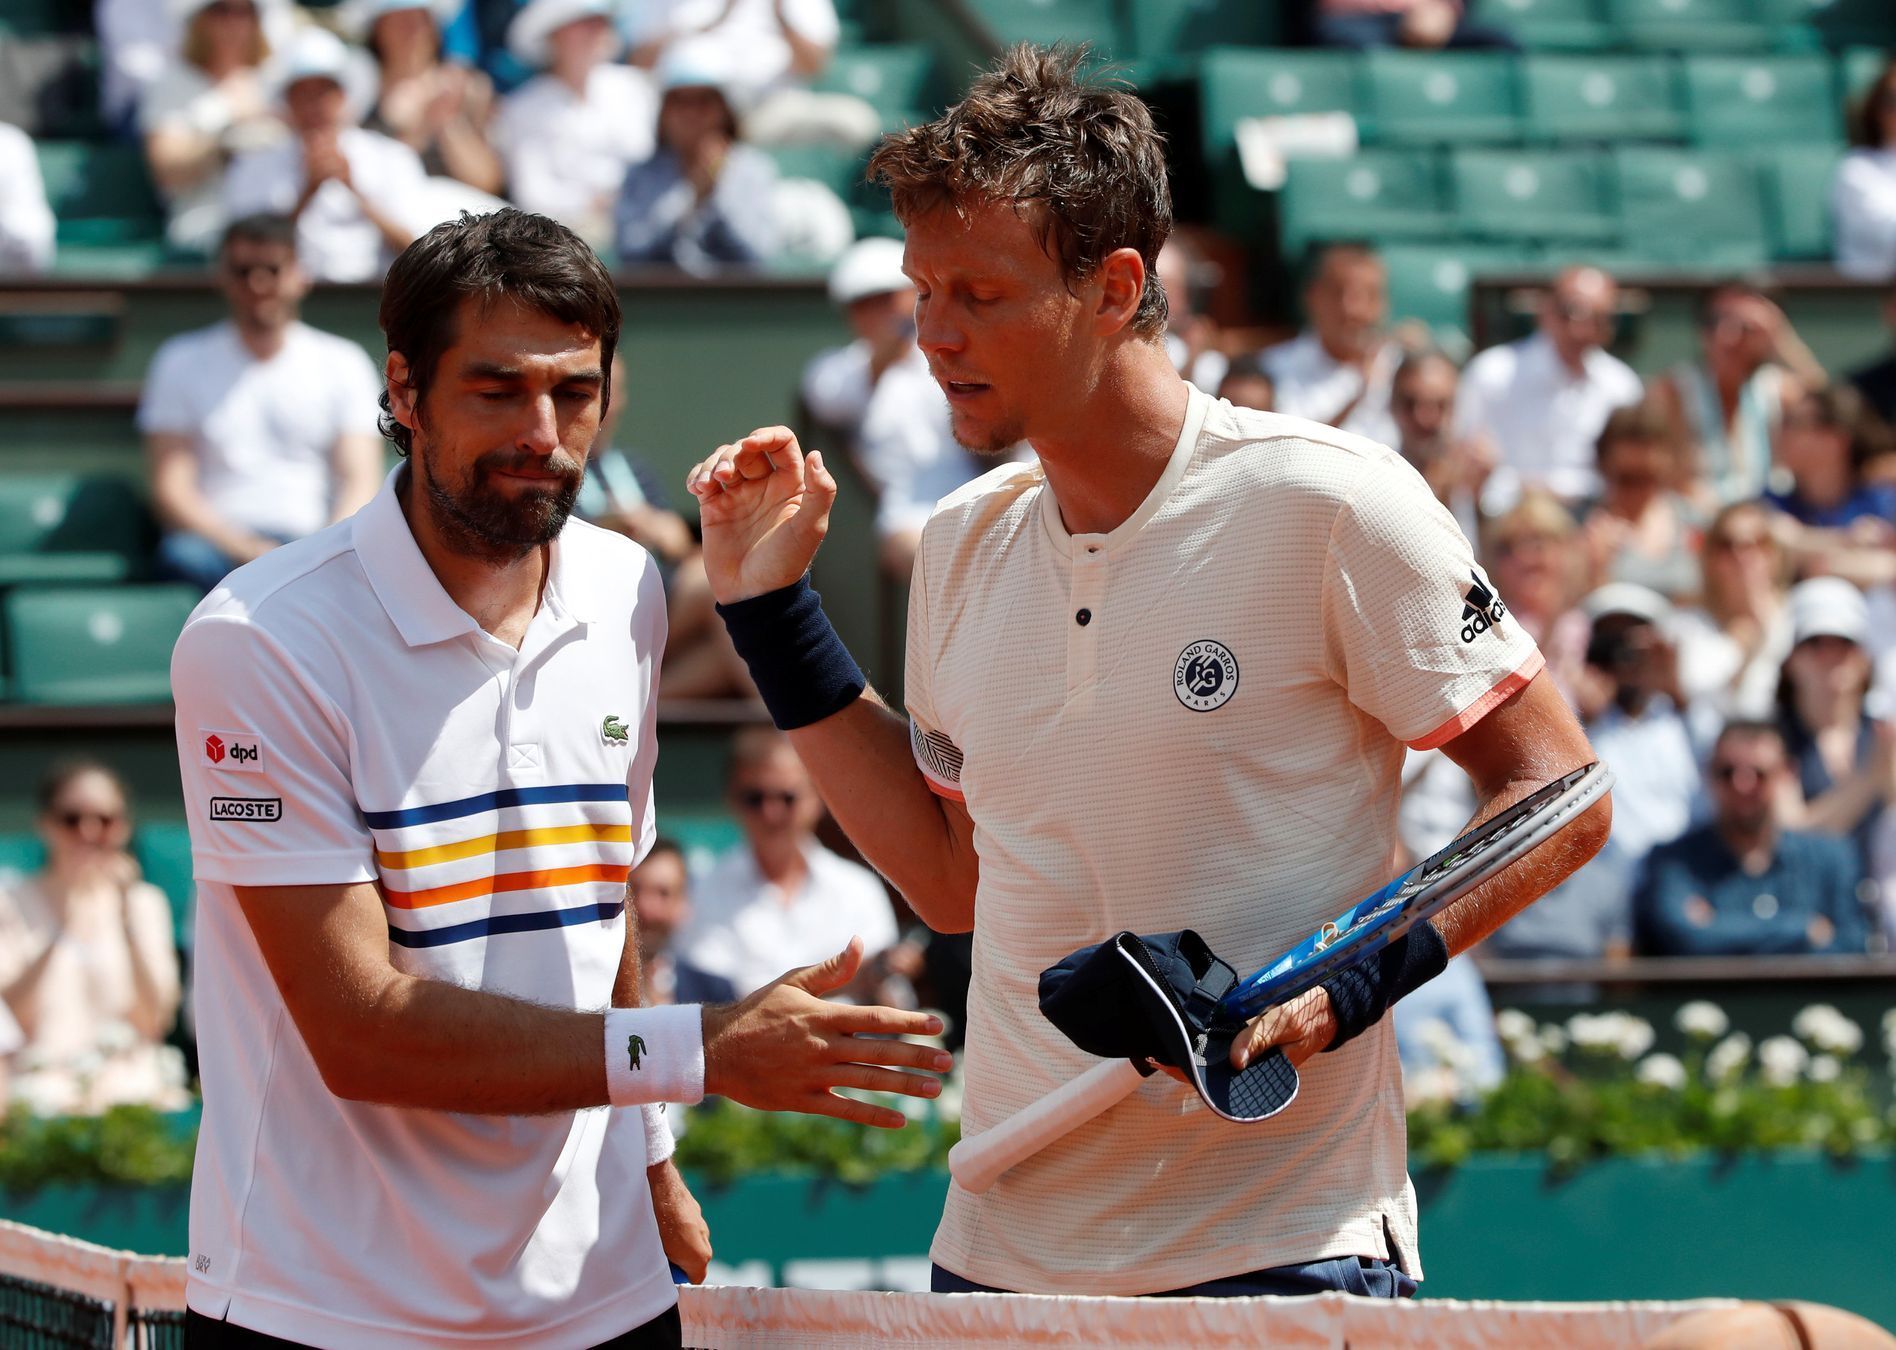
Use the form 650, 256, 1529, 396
1708, 531, 1770, 554
1710, 762, 1775, 784
737, 789, 800, 811
53, 809, 122, 831
203, 1, 257, 17
225, 260, 285, 282
1554, 302, 1611, 324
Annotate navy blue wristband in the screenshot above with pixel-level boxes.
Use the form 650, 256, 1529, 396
715, 576, 867, 730
1319, 918, 1450, 1052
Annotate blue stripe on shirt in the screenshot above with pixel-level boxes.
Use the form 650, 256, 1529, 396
386, 899, 625, 949
362, 783, 628, 830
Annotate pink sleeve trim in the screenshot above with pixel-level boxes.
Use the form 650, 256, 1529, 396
919, 772, 966, 804
1406, 651, 1546, 751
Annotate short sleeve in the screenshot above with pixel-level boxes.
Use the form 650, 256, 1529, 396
137, 337, 199, 435
328, 340, 385, 440
626, 557, 667, 867
172, 616, 377, 886
1321, 452, 1543, 750
782, 0, 840, 47
903, 529, 963, 802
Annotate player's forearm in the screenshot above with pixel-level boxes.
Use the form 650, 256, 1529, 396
1431, 782, 1612, 956
315, 972, 614, 1113
791, 693, 979, 932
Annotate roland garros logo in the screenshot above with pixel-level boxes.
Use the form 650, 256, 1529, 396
1174, 640, 1239, 712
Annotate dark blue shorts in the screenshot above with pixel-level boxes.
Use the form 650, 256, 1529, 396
931, 1255, 1418, 1299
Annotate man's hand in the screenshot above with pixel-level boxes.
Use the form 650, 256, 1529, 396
648, 1159, 711, 1283
686, 426, 838, 604
302, 131, 350, 189
1230, 987, 1338, 1072
700, 937, 952, 1128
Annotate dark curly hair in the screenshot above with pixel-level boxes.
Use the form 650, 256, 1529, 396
867, 44, 1173, 339
377, 209, 621, 456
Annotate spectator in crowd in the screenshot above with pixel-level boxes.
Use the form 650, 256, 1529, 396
0, 761, 184, 1116
1391, 347, 1490, 543
1652, 281, 1827, 505
1775, 578, 1894, 878
1580, 401, 1703, 605
1635, 721, 1868, 956
1453, 266, 1641, 513
627, 838, 737, 1008
1831, 55, 1896, 282
139, 214, 385, 592
575, 356, 753, 699
1765, 383, 1896, 531
1315, 0, 1517, 50
676, 729, 902, 1000
140, 0, 285, 255
354, 0, 505, 197
802, 236, 982, 577
1215, 355, 1274, 412
1672, 500, 1794, 724
624, 0, 876, 150
0, 121, 55, 274
1486, 490, 1591, 707
614, 53, 782, 272
223, 26, 428, 282
1577, 583, 1702, 860
1847, 282, 1896, 425
1157, 235, 1227, 391
1261, 242, 1400, 446
494, 0, 655, 243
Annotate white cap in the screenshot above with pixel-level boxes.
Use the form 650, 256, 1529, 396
1580, 582, 1671, 628
828, 236, 909, 306
1788, 576, 1869, 647
267, 27, 378, 125
507, 0, 621, 69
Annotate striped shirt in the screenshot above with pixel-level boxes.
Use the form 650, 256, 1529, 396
172, 467, 673, 1348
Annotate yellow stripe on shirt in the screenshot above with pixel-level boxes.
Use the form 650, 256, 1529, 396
374, 822, 633, 870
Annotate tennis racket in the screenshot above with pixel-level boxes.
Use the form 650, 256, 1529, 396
948, 760, 1612, 1194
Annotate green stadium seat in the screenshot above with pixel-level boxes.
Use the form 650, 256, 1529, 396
1124, 1, 1279, 64
0, 0, 88, 36
0, 474, 149, 586
1360, 52, 1522, 145
1521, 54, 1685, 143
767, 145, 867, 200
1449, 148, 1616, 243
1682, 54, 1842, 147
1841, 45, 1888, 106
1472, 0, 1611, 50
1613, 147, 1770, 267
1755, 143, 1846, 259
1762, 0, 1896, 46
3, 584, 199, 705
1199, 49, 1361, 161
811, 44, 937, 129
1380, 242, 1539, 344
1277, 151, 1449, 257
132, 821, 196, 951
958, 0, 1120, 52
1604, 0, 1770, 50
34, 140, 163, 245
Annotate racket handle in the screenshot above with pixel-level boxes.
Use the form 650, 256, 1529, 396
948, 1058, 1148, 1195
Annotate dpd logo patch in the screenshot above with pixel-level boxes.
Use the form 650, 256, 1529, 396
1174, 640, 1239, 712
202, 730, 265, 773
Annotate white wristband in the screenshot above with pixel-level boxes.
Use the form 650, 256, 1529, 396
603, 1005, 705, 1108
641, 1103, 676, 1167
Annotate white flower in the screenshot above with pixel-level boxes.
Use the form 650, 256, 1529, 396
1495, 1009, 1537, 1045
1636, 1053, 1687, 1090
1758, 1035, 1810, 1088
1792, 1005, 1864, 1057
1706, 1033, 1752, 1081
1809, 1054, 1842, 1084
1404, 1065, 1462, 1107
1567, 1013, 1616, 1052
1417, 1017, 1462, 1059
95, 1020, 137, 1055
936, 1069, 964, 1123
1674, 1001, 1729, 1041
1508, 1033, 1547, 1065
1614, 1016, 1656, 1061
1539, 1025, 1568, 1057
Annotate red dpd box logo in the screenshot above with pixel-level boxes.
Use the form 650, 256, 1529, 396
204, 732, 264, 771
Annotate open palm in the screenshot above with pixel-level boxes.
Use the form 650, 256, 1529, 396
687, 426, 838, 604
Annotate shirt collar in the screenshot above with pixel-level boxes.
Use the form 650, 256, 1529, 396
1038, 382, 1211, 557
351, 464, 597, 648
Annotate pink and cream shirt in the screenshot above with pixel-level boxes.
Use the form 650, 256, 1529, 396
908, 386, 1541, 1295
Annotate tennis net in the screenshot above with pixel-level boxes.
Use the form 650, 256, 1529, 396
0, 1221, 184, 1350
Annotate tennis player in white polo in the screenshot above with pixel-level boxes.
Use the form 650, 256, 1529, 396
689, 47, 1612, 1299
171, 210, 951, 1349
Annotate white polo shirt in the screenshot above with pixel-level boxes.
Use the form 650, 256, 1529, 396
1259, 330, 1401, 449
1453, 331, 1643, 512
172, 468, 673, 1348
909, 385, 1542, 1296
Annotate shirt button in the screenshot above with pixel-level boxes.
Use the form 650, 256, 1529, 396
1753, 893, 1779, 920
1075, 609, 1092, 627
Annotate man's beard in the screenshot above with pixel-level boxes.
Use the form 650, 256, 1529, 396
415, 437, 583, 563
949, 410, 1026, 457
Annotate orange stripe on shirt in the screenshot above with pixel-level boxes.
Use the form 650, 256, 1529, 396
1407, 651, 1547, 752
375, 822, 632, 870
382, 862, 633, 910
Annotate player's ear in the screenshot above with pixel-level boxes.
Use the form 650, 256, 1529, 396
385, 352, 420, 431
1093, 247, 1147, 337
